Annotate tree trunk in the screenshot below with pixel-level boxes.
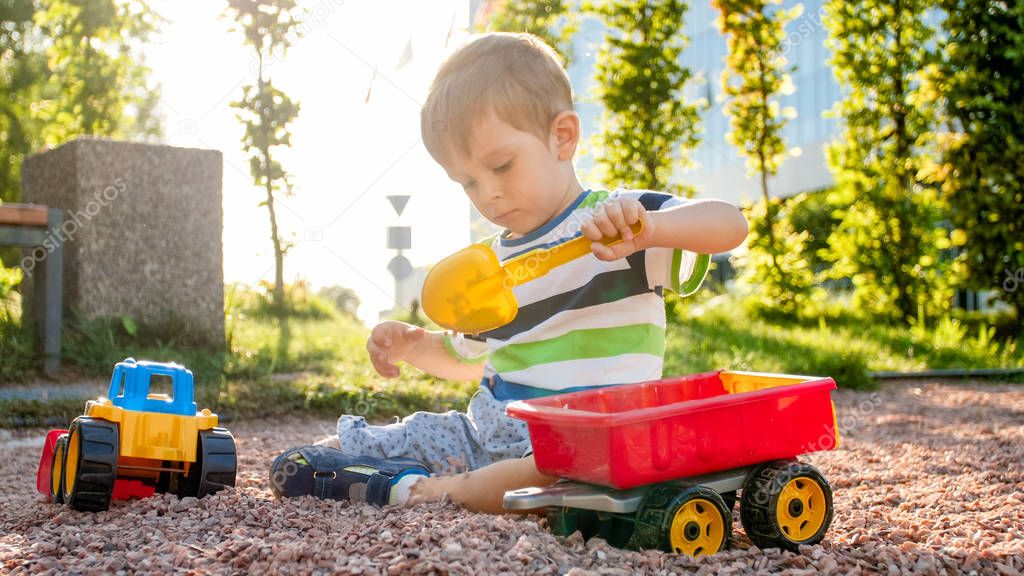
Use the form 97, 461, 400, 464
257, 52, 286, 317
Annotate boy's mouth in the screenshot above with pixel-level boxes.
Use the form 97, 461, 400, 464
493, 209, 517, 224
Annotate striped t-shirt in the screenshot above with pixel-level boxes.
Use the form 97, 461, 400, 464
443, 188, 710, 401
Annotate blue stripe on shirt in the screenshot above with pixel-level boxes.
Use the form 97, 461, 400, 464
482, 374, 621, 401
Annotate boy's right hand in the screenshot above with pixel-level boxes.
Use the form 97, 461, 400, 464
367, 321, 426, 378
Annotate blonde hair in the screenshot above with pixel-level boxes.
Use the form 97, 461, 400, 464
421, 32, 573, 165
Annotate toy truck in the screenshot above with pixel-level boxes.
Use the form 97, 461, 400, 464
503, 370, 839, 556
36, 358, 237, 512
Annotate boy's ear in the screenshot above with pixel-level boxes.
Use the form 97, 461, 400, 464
550, 111, 580, 161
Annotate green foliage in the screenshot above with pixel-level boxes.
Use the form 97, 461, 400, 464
0, 268, 34, 380
585, 0, 704, 196
218, 311, 475, 422
229, 280, 343, 321
0, 0, 161, 203
906, 310, 1016, 369
823, 0, 955, 322
2, 298, 479, 425
0, 0, 46, 204
5, 289, 1022, 425
784, 187, 842, 274
714, 0, 799, 179
1, 0, 162, 304
225, 0, 302, 315
33, 0, 163, 143
483, 0, 578, 65
0, 318, 35, 382
0, 397, 91, 428
737, 196, 824, 320
61, 314, 225, 372
665, 296, 1023, 391
0, 266, 22, 310
713, 0, 810, 319
922, 0, 1024, 331
316, 284, 361, 320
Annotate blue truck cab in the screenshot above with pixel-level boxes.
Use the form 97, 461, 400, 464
107, 357, 198, 416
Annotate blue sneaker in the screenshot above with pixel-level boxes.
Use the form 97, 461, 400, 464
269, 445, 429, 506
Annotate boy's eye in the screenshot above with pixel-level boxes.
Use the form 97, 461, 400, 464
462, 180, 477, 191
494, 161, 512, 174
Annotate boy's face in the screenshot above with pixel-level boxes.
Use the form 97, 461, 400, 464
440, 113, 575, 237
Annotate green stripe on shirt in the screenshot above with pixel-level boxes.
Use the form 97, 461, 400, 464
577, 189, 611, 209
490, 323, 665, 373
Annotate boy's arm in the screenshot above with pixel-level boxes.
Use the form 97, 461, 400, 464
403, 330, 486, 382
641, 198, 748, 254
584, 197, 747, 262
408, 454, 559, 514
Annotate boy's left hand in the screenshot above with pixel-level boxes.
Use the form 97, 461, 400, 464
581, 197, 654, 261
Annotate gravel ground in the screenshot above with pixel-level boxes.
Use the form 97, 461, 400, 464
1, 380, 1022, 575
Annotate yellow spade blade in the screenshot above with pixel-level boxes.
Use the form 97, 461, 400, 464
422, 220, 644, 334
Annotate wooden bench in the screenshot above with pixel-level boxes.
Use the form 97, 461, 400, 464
0, 203, 63, 375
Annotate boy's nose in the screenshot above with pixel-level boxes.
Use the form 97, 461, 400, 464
479, 182, 503, 203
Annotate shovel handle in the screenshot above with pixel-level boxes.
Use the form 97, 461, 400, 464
504, 219, 645, 287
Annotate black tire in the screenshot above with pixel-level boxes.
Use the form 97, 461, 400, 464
177, 427, 237, 498
49, 434, 68, 504
546, 507, 634, 549
721, 490, 737, 514
155, 464, 172, 494
547, 506, 585, 538
63, 417, 119, 512
740, 460, 833, 552
633, 484, 732, 556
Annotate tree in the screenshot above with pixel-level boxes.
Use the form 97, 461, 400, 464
2, 0, 161, 295
34, 0, 163, 144
925, 0, 1024, 329
225, 0, 302, 315
1, 0, 44, 204
318, 285, 360, 320
482, 0, 578, 66
713, 0, 813, 318
0, 0, 160, 203
823, 0, 952, 321
586, 0, 704, 196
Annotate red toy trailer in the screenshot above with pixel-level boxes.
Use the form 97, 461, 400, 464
503, 370, 839, 556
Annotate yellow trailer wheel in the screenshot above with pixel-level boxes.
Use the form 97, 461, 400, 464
633, 484, 732, 556
740, 460, 834, 551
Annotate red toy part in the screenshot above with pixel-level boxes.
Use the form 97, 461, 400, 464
506, 370, 839, 490
36, 429, 67, 496
37, 429, 156, 501
112, 480, 156, 500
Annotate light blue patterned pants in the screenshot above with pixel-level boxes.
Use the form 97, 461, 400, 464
336, 385, 532, 475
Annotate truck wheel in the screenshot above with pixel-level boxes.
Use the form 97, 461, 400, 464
178, 427, 237, 498
633, 484, 731, 556
721, 490, 737, 514
594, 512, 636, 549
740, 460, 833, 552
546, 507, 634, 549
49, 434, 69, 504
546, 506, 586, 538
63, 417, 119, 512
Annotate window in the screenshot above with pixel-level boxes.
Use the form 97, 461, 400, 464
148, 374, 174, 400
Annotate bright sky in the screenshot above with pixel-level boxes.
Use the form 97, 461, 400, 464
146, 0, 474, 326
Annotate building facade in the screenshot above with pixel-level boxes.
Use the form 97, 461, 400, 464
564, 0, 840, 206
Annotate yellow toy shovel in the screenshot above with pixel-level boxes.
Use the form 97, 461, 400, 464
422, 220, 644, 334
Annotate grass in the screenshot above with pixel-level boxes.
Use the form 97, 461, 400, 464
0, 288, 477, 427
664, 294, 1023, 390
1, 286, 1021, 427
